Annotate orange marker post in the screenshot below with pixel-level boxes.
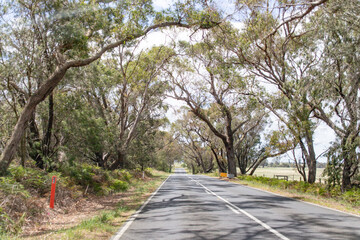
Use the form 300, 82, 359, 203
50, 176, 56, 209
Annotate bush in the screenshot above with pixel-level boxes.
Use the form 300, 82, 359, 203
119, 170, 132, 182
59, 164, 133, 195
109, 180, 129, 192
9, 166, 50, 195
342, 188, 360, 206
0, 177, 30, 198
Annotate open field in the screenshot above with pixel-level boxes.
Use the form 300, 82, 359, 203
252, 167, 325, 182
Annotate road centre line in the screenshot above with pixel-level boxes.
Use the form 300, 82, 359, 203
205, 189, 212, 195
189, 177, 290, 240
111, 175, 171, 240
226, 204, 240, 214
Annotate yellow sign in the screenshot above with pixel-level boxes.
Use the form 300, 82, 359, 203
220, 172, 227, 178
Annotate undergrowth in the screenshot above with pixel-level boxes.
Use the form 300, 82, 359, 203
0, 164, 153, 237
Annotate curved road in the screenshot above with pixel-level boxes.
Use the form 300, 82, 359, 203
112, 168, 360, 240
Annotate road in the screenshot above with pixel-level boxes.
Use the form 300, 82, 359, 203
112, 168, 360, 240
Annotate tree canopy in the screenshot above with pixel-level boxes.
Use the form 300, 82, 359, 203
1, 0, 359, 191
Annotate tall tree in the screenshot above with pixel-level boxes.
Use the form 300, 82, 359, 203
308, 0, 360, 190
225, 1, 327, 183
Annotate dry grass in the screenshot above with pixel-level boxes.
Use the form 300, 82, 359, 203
252, 167, 325, 182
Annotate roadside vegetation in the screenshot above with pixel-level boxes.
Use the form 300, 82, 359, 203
0, 165, 168, 239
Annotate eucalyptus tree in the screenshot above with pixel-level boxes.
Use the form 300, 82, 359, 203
224, 0, 329, 183
308, 0, 360, 190
0, 0, 223, 174
60, 45, 176, 169
173, 112, 215, 173
167, 32, 266, 177
233, 119, 293, 175
185, 113, 228, 173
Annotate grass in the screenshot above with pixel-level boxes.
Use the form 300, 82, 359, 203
197, 167, 326, 182
252, 167, 325, 182
8, 170, 170, 240
201, 167, 325, 182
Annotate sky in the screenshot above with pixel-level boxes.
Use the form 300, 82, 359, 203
145, 0, 336, 163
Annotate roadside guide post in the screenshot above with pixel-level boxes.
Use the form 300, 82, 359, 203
50, 176, 56, 209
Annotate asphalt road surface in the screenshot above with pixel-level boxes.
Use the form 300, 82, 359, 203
112, 168, 360, 240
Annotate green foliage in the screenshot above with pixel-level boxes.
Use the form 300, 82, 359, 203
9, 166, 51, 195
109, 179, 128, 192
342, 189, 360, 206
60, 164, 132, 195
0, 177, 30, 198
324, 144, 343, 189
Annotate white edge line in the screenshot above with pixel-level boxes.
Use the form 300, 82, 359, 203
111, 175, 171, 240
191, 177, 290, 240
230, 179, 360, 218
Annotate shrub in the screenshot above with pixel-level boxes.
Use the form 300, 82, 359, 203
59, 164, 132, 195
342, 188, 360, 206
9, 166, 50, 195
0, 177, 30, 198
119, 170, 132, 182
109, 179, 128, 192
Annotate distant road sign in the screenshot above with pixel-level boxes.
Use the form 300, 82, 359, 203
220, 172, 227, 178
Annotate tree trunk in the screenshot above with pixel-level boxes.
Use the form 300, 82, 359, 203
249, 157, 267, 175
237, 153, 247, 175
342, 156, 352, 191
210, 147, 226, 173
341, 135, 356, 191
191, 163, 196, 174
0, 66, 68, 175
199, 155, 207, 173
28, 113, 44, 169
109, 150, 126, 170
42, 93, 54, 158
20, 134, 27, 167
225, 142, 237, 177
305, 130, 316, 184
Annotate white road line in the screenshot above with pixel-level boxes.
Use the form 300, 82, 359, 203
205, 189, 212, 195
111, 175, 171, 240
190, 177, 290, 240
236, 183, 360, 218
226, 204, 240, 214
